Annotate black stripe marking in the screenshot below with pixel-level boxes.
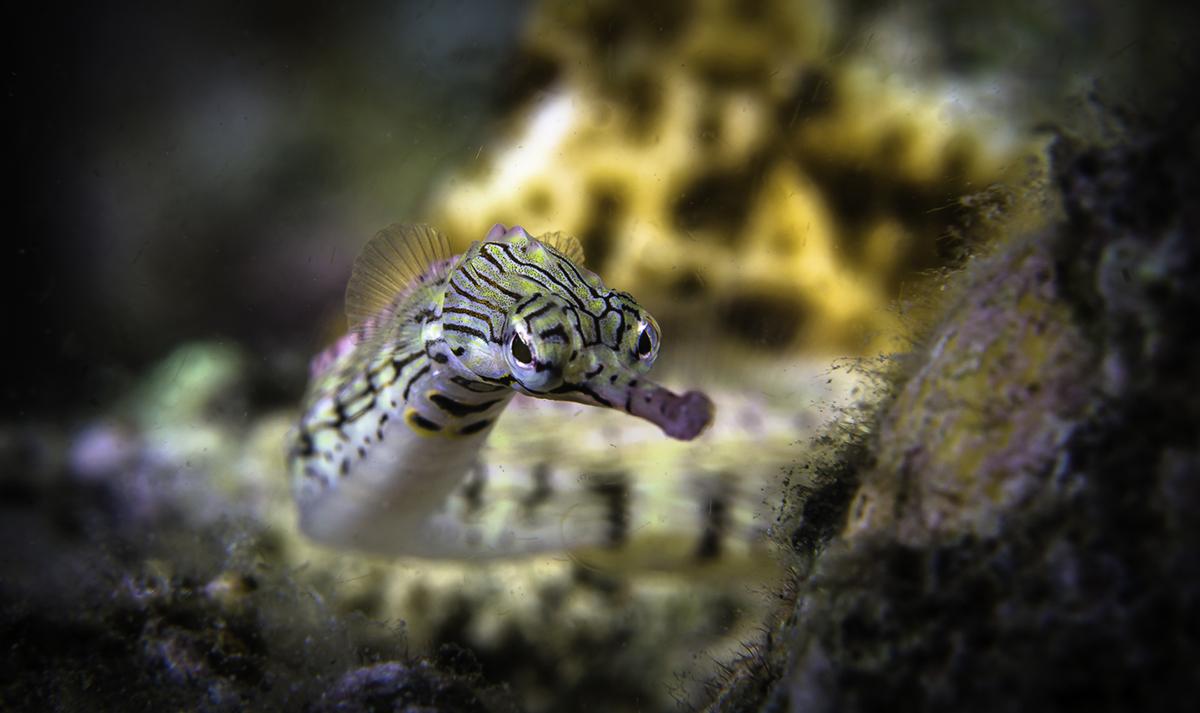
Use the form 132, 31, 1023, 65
403, 364, 431, 401
479, 246, 505, 271
458, 419, 492, 436
429, 394, 503, 417
558, 257, 604, 299
337, 374, 374, 400
473, 267, 523, 300
443, 323, 492, 343
496, 268, 556, 302
581, 384, 613, 407
442, 305, 501, 343
450, 279, 503, 312
622, 307, 641, 333
515, 292, 542, 311
368, 351, 422, 387
556, 261, 580, 288
457, 265, 482, 288
567, 306, 601, 348
611, 307, 627, 347
478, 374, 518, 387
343, 394, 377, 421
407, 411, 442, 432
496, 243, 587, 309
538, 325, 569, 342
523, 303, 554, 322
525, 381, 610, 409
305, 415, 341, 432
443, 305, 495, 323
391, 350, 424, 371
425, 338, 451, 364
451, 376, 506, 392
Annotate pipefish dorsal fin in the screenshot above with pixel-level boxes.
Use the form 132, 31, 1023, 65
536, 230, 586, 266
345, 223, 454, 339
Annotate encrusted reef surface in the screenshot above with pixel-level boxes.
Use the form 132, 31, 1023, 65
708, 108, 1200, 712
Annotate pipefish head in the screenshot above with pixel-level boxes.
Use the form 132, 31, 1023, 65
440, 225, 712, 440
501, 261, 710, 441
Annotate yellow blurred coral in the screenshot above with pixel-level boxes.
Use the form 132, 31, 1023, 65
428, 0, 1036, 358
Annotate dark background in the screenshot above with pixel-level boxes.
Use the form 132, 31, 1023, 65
7, 0, 530, 418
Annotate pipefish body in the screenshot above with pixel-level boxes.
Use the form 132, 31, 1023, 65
287, 223, 716, 558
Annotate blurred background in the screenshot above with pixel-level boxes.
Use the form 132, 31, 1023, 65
11, 0, 528, 416
11, 0, 1188, 419
5, 1, 1197, 711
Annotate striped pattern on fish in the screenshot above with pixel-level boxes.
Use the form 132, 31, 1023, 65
287, 223, 717, 558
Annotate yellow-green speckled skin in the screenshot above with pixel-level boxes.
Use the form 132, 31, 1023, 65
287, 224, 717, 559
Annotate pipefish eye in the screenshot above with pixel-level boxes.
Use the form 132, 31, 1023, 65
635, 319, 659, 362
636, 325, 653, 358
510, 332, 534, 366
504, 323, 564, 391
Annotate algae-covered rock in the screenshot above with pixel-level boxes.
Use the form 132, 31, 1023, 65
709, 105, 1200, 713
846, 233, 1096, 546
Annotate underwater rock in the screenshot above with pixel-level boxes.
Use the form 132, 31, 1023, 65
311, 655, 512, 713
845, 232, 1096, 546
708, 107, 1200, 712
0, 486, 512, 712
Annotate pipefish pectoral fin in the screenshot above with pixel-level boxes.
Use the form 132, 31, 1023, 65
344, 223, 456, 341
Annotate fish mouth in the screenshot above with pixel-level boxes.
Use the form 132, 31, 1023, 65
595, 380, 715, 440
531, 371, 715, 440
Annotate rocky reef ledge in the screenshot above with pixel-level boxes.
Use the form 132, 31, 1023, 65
711, 107, 1200, 712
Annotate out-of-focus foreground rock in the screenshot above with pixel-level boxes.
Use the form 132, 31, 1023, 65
710, 109, 1200, 711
